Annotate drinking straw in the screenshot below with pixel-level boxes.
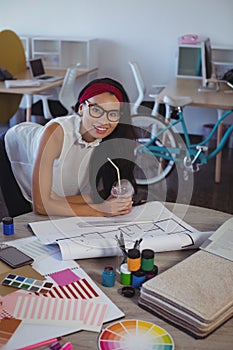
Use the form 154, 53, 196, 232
107, 157, 121, 193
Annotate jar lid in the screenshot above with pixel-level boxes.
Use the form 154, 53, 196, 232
132, 269, 146, 277
127, 248, 140, 259
120, 263, 131, 274
142, 249, 154, 259
121, 286, 135, 298
103, 266, 115, 274
2, 217, 13, 225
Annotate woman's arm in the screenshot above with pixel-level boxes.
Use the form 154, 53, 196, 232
32, 123, 132, 217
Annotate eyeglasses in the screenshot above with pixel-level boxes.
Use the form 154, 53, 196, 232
84, 100, 120, 122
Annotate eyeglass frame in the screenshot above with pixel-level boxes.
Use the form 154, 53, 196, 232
84, 100, 121, 122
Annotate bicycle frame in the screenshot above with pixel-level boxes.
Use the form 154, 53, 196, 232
140, 108, 233, 166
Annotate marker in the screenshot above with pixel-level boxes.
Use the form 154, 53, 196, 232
18, 337, 62, 350
61, 342, 73, 350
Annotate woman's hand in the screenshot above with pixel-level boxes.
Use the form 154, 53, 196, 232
97, 196, 133, 217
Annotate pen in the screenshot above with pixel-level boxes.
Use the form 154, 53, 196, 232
135, 238, 143, 249
18, 337, 62, 350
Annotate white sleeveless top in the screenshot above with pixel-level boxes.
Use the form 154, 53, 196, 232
5, 115, 101, 203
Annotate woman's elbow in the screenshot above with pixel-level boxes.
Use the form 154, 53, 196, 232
32, 199, 47, 215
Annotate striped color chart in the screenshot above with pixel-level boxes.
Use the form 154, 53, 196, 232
98, 319, 174, 350
2, 292, 108, 329
41, 279, 99, 299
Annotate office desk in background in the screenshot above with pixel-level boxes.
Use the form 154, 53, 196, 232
2, 203, 232, 350
0, 67, 98, 122
158, 78, 233, 183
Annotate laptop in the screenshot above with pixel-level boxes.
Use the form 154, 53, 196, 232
29, 58, 63, 82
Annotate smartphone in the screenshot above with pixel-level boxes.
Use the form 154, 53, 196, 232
0, 246, 34, 268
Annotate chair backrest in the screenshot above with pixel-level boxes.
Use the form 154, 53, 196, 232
0, 30, 26, 123
129, 61, 146, 115
58, 63, 80, 114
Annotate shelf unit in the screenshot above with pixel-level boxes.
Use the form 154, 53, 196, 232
31, 36, 98, 70
212, 45, 233, 79
20, 36, 31, 63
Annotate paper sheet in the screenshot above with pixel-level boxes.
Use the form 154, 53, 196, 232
200, 217, 233, 261
2, 250, 124, 349
29, 202, 212, 260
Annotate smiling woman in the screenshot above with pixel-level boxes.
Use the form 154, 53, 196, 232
4, 77, 137, 218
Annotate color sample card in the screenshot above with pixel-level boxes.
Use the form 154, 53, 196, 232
2, 292, 108, 331
42, 278, 99, 300
98, 319, 174, 350
1, 273, 54, 294
49, 268, 80, 286
0, 318, 22, 346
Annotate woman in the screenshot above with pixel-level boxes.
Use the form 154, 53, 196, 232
5, 77, 137, 217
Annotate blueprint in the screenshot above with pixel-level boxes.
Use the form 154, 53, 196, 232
29, 202, 212, 260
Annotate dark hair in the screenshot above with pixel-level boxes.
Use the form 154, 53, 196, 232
75, 77, 137, 202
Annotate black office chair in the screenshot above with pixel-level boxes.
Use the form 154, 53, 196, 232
0, 130, 32, 218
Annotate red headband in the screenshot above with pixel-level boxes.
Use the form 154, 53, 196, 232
79, 83, 124, 103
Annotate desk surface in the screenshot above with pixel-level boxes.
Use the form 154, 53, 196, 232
3, 203, 233, 350
0, 67, 98, 95
159, 78, 233, 110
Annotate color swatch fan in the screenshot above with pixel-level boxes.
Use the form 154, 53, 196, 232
98, 319, 174, 350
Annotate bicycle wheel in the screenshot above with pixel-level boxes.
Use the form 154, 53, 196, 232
132, 115, 178, 185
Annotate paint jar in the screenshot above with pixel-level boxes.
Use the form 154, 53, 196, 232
2, 217, 14, 235
111, 179, 134, 198
141, 249, 154, 272
145, 265, 159, 281
127, 248, 141, 272
120, 263, 131, 285
102, 265, 116, 287
131, 270, 146, 288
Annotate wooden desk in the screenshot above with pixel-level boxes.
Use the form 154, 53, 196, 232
158, 78, 233, 183
3, 203, 232, 350
0, 67, 98, 122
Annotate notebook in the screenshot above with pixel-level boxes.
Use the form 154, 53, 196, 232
29, 58, 63, 82
4, 79, 41, 88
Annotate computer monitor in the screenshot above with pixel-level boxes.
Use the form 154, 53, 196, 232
198, 38, 219, 91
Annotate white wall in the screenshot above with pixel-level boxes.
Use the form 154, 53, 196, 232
1, 0, 233, 133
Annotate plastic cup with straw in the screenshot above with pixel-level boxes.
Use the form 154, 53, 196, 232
107, 158, 134, 198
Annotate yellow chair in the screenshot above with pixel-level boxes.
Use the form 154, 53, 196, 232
0, 30, 31, 217
0, 29, 26, 123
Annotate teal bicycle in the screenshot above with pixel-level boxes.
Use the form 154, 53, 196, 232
132, 96, 233, 185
